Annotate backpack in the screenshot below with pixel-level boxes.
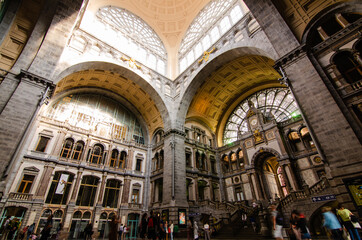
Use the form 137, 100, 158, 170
276, 212, 283, 225
148, 218, 154, 228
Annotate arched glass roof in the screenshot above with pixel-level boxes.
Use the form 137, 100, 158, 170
45, 93, 145, 144
179, 0, 245, 72
223, 88, 300, 144
95, 7, 167, 74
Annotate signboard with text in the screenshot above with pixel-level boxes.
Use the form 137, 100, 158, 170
311, 194, 336, 202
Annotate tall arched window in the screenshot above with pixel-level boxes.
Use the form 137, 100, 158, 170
333, 51, 362, 84
46, 172, 74, 205
119, 151, 127, 168
103, 179, 121, 208
222, 155, 229, 173
223, 88, 300, 144
95, 7, 167, 74
71, 141, 84, 161
179, 0, 245, 72
76, 176, 99, 206
109, 149, 119, 168
277, 166, 288, 197
89, 144, 104, 164
60, 138, 74, 158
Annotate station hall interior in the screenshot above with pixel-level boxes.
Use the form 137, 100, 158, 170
0, 0, 361, 239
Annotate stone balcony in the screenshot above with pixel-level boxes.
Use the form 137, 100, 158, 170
8, 192, 33, 201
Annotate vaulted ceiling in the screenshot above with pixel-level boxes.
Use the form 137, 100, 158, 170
186, 55, 282, 137
86, 0, 211, 51
54, 69, 164, 136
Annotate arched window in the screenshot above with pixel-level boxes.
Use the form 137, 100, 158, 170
160, 150, 164, 169
179, 0, 245, 72
76, 176, 99, 206
300, 127, 314, 149
237, 149, 245, 170
119, 151, 127, 168
69, 211, 91, 239
277, 167, 288, 197
95, 7, 167, 74
71, 141, 84, 161
109, 149, 119, 168
46, 172, 74, 205
230, 152, 237, 170
197, 180, 207, 201
222, 155, 229, 173
38, 209, 52, 234
103, 179, 121, 208
288, 131, 302, 152
333, 51, 362, 84
60, 138, 74, 158
223, 88, 300, 144
89, 144, 104, 164
98, 212, 109, 239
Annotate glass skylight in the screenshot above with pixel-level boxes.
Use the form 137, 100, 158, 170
179, 0, 245, 72
223, 88, 301, 145
95, 7, 167, 75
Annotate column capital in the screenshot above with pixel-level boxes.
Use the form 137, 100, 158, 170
163, 128, 186, 138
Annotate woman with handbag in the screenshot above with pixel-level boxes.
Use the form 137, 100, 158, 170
337, 204, 361, 240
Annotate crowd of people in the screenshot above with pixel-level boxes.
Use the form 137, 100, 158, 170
269, 203, 361, 240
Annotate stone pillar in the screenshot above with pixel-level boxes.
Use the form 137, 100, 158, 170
34, 165, 55, 200
70, 170, 83, 203
162, 129, 187, 206
248, 173, 256, 200
97, 174, 107, 205
121, 178, 131, 206
52, 129, 67, 157
0, 71, 54, 194
126, 148, 134, 170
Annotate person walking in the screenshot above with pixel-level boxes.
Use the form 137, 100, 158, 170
109, 215, 120, 240
140, 213, 147, 240
337, 204, 361, 240
203, 222, 210, 240
26, 224, 35, 240
147, 211, 157, 240
291, 210, 311, 240
193, 221, 199, 240
270, 205, 283, 240
118, 224, 124, 240
165, 221, 168, 240
169, 221, 174, 240
187, 220, 193, 240
322, 207, 343, 240
40, 214, 53, 240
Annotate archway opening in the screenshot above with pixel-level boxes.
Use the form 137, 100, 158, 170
254, 152, 287, 201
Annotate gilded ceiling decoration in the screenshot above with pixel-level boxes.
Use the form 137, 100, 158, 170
54, 70, 164, 136
86, 0, 211, 49
187, 55, 281, 135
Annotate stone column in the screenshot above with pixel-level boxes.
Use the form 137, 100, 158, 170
52, 129, 67, 157
34, 164, 55, 200
97, 174, 107, 205
126, 148, 134, 170
247, 173, 256, 200
70, 170, 83, 203
0, 71, 54, 194
121, 178, 131, 206
162, 129, 188, 206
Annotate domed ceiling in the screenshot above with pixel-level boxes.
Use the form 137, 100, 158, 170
86, 0, 211, 50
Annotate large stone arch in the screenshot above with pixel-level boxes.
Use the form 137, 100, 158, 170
250, 147, 282, 168
177, 45, 281, 145
53, 61, 172, 133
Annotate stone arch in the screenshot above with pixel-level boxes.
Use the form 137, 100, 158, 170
177, 45, 281, 147
302, 2, 362, 45
53, 61, 171, 131
250, 147, 281, 167
177, 46, 276, 124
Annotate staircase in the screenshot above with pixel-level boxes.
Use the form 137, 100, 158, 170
214, 222, 272, 239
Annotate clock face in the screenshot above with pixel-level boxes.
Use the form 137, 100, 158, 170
250, 118, 258, 126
